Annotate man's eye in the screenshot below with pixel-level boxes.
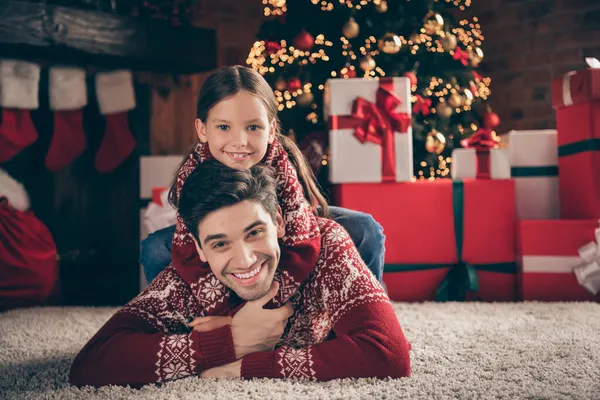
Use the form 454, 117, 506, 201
212, 241, 226, 249
247, 124, 262, 131
217, 125, 230, 131
248, 229, 263, 237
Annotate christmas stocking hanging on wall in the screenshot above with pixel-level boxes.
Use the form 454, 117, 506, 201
94, 70, 136, 173
0, 60, 41, 163
46, 67, 88, 171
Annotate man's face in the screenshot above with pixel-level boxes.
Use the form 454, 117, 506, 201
194, 200, 285, 301
195, 91, 276, 170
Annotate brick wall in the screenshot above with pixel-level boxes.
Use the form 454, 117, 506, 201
465, 0, 600, 133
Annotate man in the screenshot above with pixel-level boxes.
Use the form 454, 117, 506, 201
69, 161, 410, 387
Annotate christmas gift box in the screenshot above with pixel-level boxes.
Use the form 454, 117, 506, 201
451, 128, 511, 180
333, 179, 517, 302
518, 219, 600, 301
324, 77, 413, 183
508, 130, 559, 219
551, 58, 600, 219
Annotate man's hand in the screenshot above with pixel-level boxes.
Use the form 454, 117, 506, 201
200, 359, 242, 379
231, 281, 294, 359
188, 316, 232, 332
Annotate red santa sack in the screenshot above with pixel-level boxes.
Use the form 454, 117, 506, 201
0, 198, 59, 310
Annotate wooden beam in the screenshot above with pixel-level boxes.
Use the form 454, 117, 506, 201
0, 1, 217, 73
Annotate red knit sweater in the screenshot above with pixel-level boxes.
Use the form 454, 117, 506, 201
69, 218, 411, 387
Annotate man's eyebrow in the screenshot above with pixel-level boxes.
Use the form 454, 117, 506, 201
203, 233, 227, 246
202, 221, 265, 246
244, 220, 266, 232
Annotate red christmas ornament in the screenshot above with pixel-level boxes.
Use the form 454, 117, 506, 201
403, 71, 417, 87
293, 30, 315, 51
287, 77, 302, 92
483, 111, 500, 129
266, 41, 282, 55
342, 64, 356, 78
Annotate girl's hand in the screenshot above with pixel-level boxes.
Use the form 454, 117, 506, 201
199, 359, 242, 379
188, 315, 232, 332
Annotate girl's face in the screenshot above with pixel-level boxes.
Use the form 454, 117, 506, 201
196, 91, 276, 170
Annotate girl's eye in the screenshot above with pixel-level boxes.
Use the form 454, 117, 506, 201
247, 124, 262, 132
217, 125, 230, 131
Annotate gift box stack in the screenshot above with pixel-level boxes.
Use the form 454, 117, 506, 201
324, 59, 600, 302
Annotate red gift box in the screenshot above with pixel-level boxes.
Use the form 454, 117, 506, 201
518, 220, 600, 302
552, 59, 600, 219
333, 179, 517, 302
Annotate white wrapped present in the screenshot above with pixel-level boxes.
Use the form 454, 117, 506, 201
324, 77, 413, 183
508, 129, 559, 219
451, 128, 511, 180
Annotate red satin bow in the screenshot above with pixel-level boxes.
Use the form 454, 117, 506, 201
460, 128, 496, 179
412, 95, 432, 116
350, 78, 412, 181
453, 47, 469, 66
472, 70, 483, 81
460, 128, 496, 149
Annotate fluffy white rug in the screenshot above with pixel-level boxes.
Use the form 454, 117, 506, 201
1, 302, 599, 400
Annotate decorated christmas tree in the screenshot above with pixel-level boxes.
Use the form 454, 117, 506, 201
247, 0, 500, 180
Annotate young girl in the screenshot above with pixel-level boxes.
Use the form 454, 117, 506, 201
140, 65, 386, 285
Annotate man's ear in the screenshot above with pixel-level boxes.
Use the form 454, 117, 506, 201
275, 206, 285, 238
193, 237, 208, 262
195, 118, 208, 143
268, 119, 277, 144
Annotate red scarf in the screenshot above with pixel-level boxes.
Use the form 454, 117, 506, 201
171, 139, 321, 315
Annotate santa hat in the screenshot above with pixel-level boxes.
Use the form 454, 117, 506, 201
0, 168, 30, 212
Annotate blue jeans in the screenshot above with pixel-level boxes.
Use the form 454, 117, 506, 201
140, 206, 386, 284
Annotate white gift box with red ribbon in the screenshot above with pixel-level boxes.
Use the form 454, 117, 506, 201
324, 77, 413, 183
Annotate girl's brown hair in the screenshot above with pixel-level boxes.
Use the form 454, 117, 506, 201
168, 65, 329, 217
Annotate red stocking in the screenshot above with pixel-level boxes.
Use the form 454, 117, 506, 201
0, 109, 38, 162
45, 110, 87, 171
94, 112, 136, 173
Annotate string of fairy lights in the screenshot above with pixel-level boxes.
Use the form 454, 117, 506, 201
252, 0, 496, 179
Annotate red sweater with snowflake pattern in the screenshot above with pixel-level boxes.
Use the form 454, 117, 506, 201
69, 218, 411, 388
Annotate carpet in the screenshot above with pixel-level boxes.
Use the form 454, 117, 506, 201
1, 302, 599, 400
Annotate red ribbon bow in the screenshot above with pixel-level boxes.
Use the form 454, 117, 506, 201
472, 70, 483, 81
412, 94, 432, 116
329, 78, 412, 182
460, 128, 496, 179
453, 47, 469, 66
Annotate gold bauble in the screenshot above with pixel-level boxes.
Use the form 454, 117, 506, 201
440, 33, 457, 51
463, 97, 473, 107
343, 18, 360, 39
423, 12, 444, 35
275, 77, 286, 91
425, 129, 447, 154
296, 91, 314, 107
375, 0, 388, 13
409, 32, 421, 44
470, 47, 484, 66
436, 101, 453, 118
448, 93, 462, 108
359, 55, 376, 72
378, 33, 401, 54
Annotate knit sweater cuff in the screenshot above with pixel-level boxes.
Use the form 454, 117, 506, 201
241, 351, 278, 379
191, 324, 236, 371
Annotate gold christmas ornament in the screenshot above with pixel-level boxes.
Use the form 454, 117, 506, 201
425, 129, 447, 154
436, 101, 453, 118
440, 33, 457, 51
275, 77, 286, 91
359, 55, 376, 72
470, 47, 484, 66
374, 0, 388, 13
448, 93, 462, 108
378, 33, 402, 54
343, 18, 360, 39
423, 11, 444, 35
296, 91, 314, 107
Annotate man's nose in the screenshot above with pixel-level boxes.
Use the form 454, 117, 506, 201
232, 243, 257, 269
